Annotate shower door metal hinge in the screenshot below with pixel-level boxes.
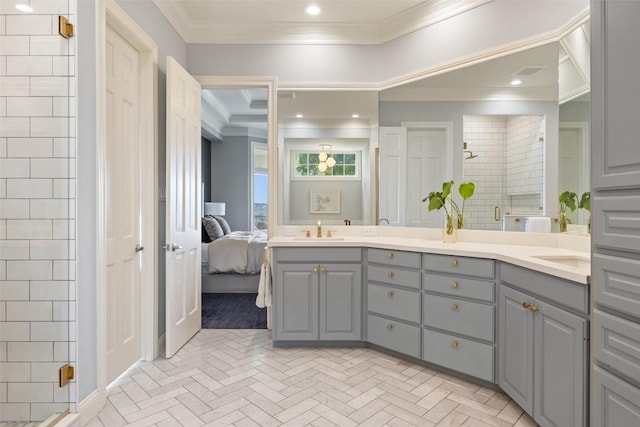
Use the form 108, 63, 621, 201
59, 16, 74, 39
59, 364, 74, 387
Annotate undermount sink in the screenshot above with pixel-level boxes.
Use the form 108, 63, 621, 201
531, 255, 590, 269
292, 237, 345, 241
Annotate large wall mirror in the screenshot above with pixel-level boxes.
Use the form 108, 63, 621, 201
377, 20, 589, 232
277, 91, 379, 225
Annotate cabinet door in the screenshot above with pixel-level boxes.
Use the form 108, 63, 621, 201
592, 365, 640, 427
534, 300, 587, 427
275, 264, 319, 341
498, 285, 534, 414
320, 263, 362, 341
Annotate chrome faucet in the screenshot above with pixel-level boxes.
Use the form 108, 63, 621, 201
317, 220, 322, 238
378, 218, 390, 225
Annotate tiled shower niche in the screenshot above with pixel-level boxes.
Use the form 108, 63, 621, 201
0, 0, 76, 422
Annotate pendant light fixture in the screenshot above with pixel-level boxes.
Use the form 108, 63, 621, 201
318, 144, 336, 172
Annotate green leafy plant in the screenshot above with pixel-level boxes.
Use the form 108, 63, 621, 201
579, 191, 590, 212
422, 181, 476, 231
558, 191, 578, 232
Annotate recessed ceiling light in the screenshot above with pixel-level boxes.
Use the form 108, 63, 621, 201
306, 4, 321, 16
352, 114, 359, 118
296, 114, 304, 118
15, 4, 33, 13
510, 79, 522, 86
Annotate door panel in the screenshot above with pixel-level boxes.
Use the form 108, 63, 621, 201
379, 127, 407, 225
165, 57, 202, 357
276, 264, 319, 340
498, 285, 534, 414
105, 26, 142, 383
534, 300, 587, 427
320, 264, 361, 340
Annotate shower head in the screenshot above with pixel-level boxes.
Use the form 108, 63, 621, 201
464, 150, 478, 160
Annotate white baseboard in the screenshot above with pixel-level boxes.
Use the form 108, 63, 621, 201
78, 390, 105, 426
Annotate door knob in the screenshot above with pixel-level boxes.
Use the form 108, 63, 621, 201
522, 301, 531, 309
162, 243, 182, 252
135, 244, 144, 252
451, 281, 458, 288
530, 305, 539, 313
320, 267, 326, 273
313, 266, 318, 273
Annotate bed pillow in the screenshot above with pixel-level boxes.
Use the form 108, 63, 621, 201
201, 221, 211, 243
203, 216, 224, 241
213, 215, 232, 235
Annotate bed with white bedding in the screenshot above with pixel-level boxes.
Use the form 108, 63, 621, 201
201, 229, 267, 293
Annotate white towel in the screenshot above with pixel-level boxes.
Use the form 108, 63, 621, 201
256, 262, 272, 308
525, 216, 551, 233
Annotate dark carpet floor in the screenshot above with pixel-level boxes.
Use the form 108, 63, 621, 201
202, 293, 267, 329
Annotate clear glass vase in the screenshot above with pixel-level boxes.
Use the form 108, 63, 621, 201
559, 212, 568, 233
457, 213, 466, 230
443, 213, 457, 243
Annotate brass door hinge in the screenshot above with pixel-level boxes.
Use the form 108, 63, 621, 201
59, 364, 74, 387
59, 16, 74, 39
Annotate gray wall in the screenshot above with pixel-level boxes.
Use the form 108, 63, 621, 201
211, 135, 267, 231
77, 0, 187, 401
559, 99, 590, 122
290, 181, 363, 224
202, 137, 212, 204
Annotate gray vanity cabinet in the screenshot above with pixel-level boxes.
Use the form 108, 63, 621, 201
499, 265, 588, 427
273, 248, 362, 342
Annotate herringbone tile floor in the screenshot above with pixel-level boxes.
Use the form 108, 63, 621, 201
87, 330, 537, 427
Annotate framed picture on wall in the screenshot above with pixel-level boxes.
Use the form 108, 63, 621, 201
310, 191, 340, 214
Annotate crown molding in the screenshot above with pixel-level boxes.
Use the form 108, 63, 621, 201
153, 0, 495, 45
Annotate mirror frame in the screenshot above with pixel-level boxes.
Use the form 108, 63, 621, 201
196, 75, 278, 239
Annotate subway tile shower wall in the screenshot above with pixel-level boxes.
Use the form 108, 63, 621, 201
0, 0, 76, 422
463, 115, 545, 230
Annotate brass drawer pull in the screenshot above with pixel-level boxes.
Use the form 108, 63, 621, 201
451, 281, 458, 289
313, 266, 318, 273
451, 303, 458, 311
320, 266, 326, 273
387, 271, 394, 279
451, 259, 458, 267
387, 324, 394, 330
387, 252, 394, 259
530, 305, 539, 313
522, 301, 531, 309
387, 291, 394, 298
451, 341, 458, 349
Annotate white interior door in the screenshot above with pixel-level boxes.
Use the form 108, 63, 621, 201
105, 26, 142, 383
165, 57, 202, 357
406, 129, 446, 228
559, 127, 581, 224
378, 127, 407, 226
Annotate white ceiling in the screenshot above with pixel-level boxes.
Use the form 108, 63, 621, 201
151, 0, 491, 44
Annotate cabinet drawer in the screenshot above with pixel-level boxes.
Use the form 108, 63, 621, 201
368, 265, 421, 289
500, 263, 588, 314
423, 254, 494, 279
368, 283, 420, 324
423, 329, 494, 382
275, 247, 362, 263
423, 294, 494, 342
368, 248, 421, 269
593, 309, 640, 385
593, 254, 640, 319
423, 273, 495, 302
592, 365, 640, 427
367, 314, 421, 359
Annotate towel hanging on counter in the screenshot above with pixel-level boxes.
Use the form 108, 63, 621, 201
256, 250, 272, 308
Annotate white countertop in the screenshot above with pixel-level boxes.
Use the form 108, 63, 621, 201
268, 235, 590, 284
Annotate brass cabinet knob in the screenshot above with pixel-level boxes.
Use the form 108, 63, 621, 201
387, 271, 394, 279
451, 259, 458, 266
451, 341, 458, 349
387, 252, 394, 259
320, 266, 326, 273
530, 305, 539, 313
451, 303, 458, 311
387, 291, 394, 298
387, 324, 394, 330
522, 301, 531, 309
451, 281, 458, 289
